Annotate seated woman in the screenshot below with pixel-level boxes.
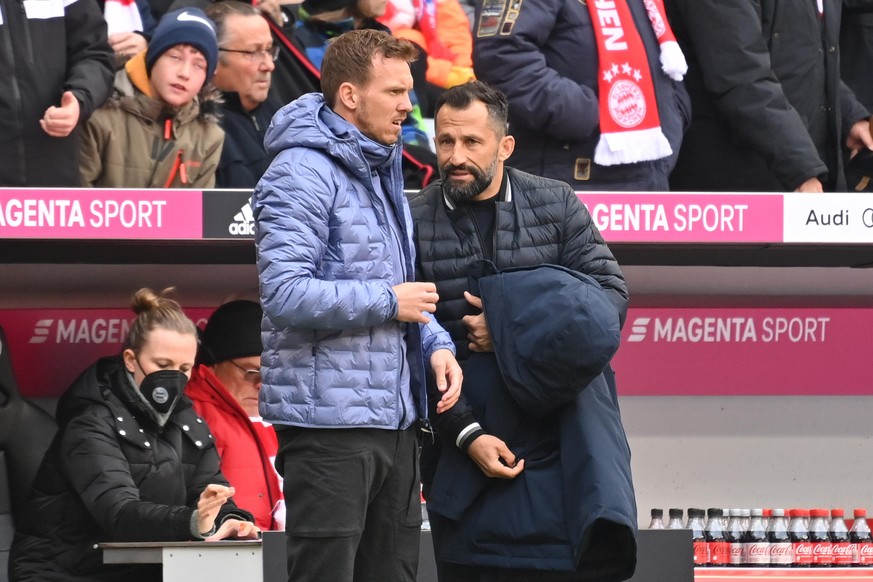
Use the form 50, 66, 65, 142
9, 288, 258, 582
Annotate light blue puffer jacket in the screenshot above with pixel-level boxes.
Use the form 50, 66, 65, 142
252, 93, 453, 430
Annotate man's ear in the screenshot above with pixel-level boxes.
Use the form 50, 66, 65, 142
336, 81, 358, 111
498, 135, 515, 162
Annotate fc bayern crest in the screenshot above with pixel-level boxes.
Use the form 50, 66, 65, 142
608, 79, 646, 129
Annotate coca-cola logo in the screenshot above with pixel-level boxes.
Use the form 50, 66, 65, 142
861, 544, 873, 557
770, 545, 792, 556
794, 544, 813, 556
812, 543, 833, 556
833, 544, 852, 556
747, 545, 769, 556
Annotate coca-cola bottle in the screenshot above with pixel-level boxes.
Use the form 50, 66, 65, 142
831, 508, 852, 567
688, 508, 709, 566
850, 508, 873, 566
768, 509, 793, 567
790, 509, 813, 567
726, 509, 745, 566
743, 508, 769, 567
741, 508, 751, 532
649, 508, 665, 529
667, 508, 685, 529
706, 508, 729, 566
810, 508, 834, 567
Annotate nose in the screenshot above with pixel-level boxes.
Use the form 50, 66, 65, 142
448, 142, 467, 166
178, 60, 191, 80
261, 54, 275, 73
399, 91, 413, 114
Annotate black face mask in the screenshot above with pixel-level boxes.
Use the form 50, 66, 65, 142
139, 369, 187, 415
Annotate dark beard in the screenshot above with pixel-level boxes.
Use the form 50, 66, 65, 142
439, 162, 496, 205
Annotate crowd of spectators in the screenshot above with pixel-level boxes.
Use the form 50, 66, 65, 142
5, 0, 872, 192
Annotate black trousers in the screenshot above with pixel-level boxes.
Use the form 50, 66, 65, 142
276, 425, 422, 582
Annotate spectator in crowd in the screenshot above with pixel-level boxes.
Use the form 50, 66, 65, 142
102, 0, 158, 65
252, 29, 462, 581
0, 0, 114, 187
841, 1, 873, 111
9, 288, 258, 582
185, 300, 284, 531
205, 2, 282, 188
378, 0, 476, 90
667, 0, 873, 192
472, 0, 690, 191
409, 81, 635, 581
79, 8, 225, 188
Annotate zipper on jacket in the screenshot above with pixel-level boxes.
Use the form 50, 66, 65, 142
3, 6, 27, 183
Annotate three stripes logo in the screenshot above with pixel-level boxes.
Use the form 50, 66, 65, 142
228, 202, 255, 236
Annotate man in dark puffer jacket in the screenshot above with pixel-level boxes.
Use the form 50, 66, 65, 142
409, 81, 633, 581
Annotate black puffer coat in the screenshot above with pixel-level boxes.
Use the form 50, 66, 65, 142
409, 167, 627, 461
667, 0, 869, 192
10, 356, 251, 582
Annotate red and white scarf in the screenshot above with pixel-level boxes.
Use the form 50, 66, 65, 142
588, 0, 686, 166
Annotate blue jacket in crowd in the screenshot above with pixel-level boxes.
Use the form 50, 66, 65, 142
252, 93, 454, 430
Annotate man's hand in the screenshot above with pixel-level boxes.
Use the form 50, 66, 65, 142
430, 348, 462, 413
393, 282, 439, 323
108, 31, 147, 59
795, 177, 824, 193
206, 518, 261, 541
197, 484, 235, 535
846, 117, 873, 158
461, 292, 493, 352
467, 434, 524, 479
40, 91, 81, 137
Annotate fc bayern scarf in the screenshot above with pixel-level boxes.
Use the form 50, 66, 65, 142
588, 0, 686, 166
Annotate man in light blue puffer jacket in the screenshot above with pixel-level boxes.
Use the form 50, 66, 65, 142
251, 29, 462, 582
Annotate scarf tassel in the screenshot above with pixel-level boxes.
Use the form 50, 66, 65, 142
595, 127, 674, 166
659, 40, 688, 82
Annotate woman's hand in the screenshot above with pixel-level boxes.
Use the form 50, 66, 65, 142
206, 518, 261, 541
197, 484, 235, 535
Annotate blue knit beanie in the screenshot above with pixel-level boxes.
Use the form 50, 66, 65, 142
146, 8, 219, 81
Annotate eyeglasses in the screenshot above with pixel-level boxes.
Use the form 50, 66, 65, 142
229, 359, 262, 385
219, 46, 280, 63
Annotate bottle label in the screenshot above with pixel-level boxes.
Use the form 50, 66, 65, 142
769, 542, 793, 565
708, 541, 729, 565
855, 542, 873, 566
743, 542, 770, 566
730, 542, 744, 565
794, 541, 814, 565
832, 542, 852, 566
693, 541, 709, 565
812, 541, 834, 565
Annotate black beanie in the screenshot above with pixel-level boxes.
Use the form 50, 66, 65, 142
301, 0, 357, 15
201, 300, 263, 365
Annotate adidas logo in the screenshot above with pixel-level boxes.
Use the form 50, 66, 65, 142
229, 202, 255, 236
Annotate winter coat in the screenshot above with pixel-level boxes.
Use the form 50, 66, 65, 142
9, 356, 252, 582
409, 167, 628, 489
667, 0, 869, 192
471, 0, 691, 190
252, 92, 454, 430
185, 365, 283, 531
0, 0, 114, 186
215, 91, 281, 189
79, 51, 225, 188
426, 264, 636, 579
840, 0, 873, 112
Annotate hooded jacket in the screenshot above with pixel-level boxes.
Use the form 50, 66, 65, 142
426, 265, 636, 579
79, 51, 224, 188
10, 356, 251, 582
185, 365, 282, 531
252, 92, 454, 430
215, 91, 281, 188
0, 0, 114, 186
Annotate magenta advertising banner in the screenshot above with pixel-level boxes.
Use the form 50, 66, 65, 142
614, 307, 873, 395
0, 189, 203, 239
578, 193, 784, 243
0, 308, 215, 398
